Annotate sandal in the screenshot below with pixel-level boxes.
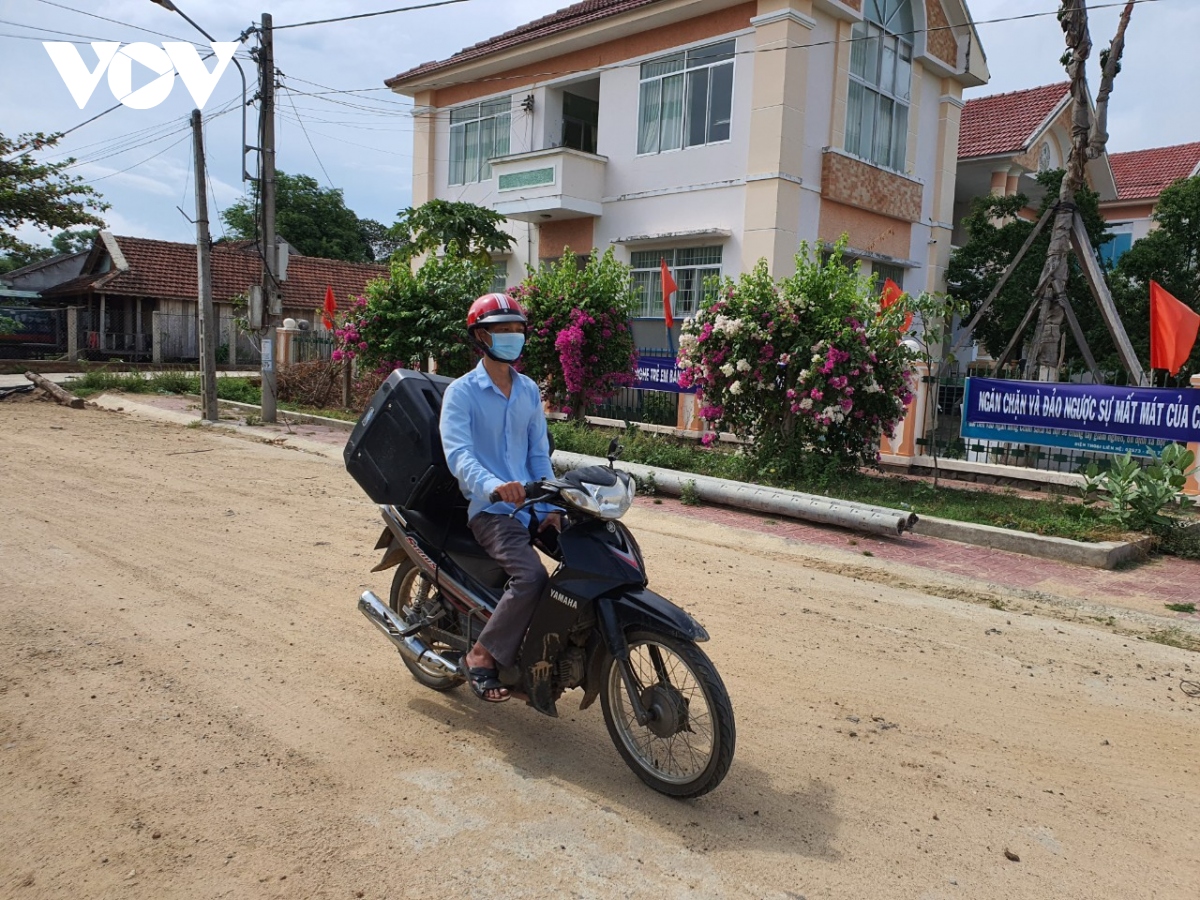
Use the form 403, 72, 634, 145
467, 666, 510, 703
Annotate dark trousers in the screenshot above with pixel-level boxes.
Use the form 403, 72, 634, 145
468, 513, 548, 668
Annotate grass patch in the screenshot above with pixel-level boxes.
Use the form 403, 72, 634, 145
69, 368, 260, 404
1165, 603, 1196, 614
1144, 627, 1199, 652
550, 420, 1112, 543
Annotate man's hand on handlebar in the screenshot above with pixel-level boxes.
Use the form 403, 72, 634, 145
492, 481, 526, 504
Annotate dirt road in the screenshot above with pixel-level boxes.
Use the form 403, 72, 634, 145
2, 400, 1197, 899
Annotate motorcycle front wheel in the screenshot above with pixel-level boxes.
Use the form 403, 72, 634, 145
389, 559, 464, 692
600, 630, 735, 798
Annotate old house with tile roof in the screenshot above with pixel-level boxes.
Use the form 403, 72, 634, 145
387, 0, 988, 349
38, 232, 387, 361
1099, 141, 1200, 266
953, 81, 1117, 246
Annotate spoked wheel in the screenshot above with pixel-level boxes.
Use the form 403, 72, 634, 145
600, 629, 735, 798
388, 560, 464, 692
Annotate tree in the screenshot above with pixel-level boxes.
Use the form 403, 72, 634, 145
948, 170, 1116, 369
335, 252, 494, 377
0, 130, 107, 261
1025, 0, 1136, 379
359, 218, 406, 262
392, 199, 513, 265
1110, 176, 1200, 379
50, 227, 99, 255
221, 172, 374, 262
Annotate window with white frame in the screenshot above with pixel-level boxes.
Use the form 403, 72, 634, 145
449, 97, 511, 186
637, 40, 735, 155
490, 261, 508, 293
630, 247, 722, 318
846, 0, 913, 172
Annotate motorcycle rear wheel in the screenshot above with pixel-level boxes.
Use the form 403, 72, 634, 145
389, 560, 465, 692
600, 630, 735, 798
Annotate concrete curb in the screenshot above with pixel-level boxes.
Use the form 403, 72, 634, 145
554, 451, 1149, 570
912, 516, 1154, 570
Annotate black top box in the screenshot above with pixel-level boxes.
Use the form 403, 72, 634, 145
344, 368, 459, 510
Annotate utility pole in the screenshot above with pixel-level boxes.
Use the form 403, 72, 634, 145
191, 108, 218, 421
258, 11, 279, 422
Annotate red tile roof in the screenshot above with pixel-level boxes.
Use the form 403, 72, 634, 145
45, 236, 388, 311
958, 82, 1070, 160
1109, 142, 1200, 201
387, 0, 661, 87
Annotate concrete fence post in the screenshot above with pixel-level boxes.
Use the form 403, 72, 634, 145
226, 318, 238, 368
66, 306, 79, 362
1186, 374, 1200, 498
881, 360, 930, 464
275, 322, 300, 369
151, 310, 162, 365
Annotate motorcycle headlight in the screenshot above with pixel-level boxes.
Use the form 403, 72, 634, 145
561, 471, 635, 519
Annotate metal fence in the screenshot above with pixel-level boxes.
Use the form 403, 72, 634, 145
592, 348, 680, 426
293, 330, 335, 363
0, 307, 67, 359
921, 364, 1149, 474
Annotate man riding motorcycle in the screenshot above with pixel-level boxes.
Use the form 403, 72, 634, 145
438, 293, 559, 702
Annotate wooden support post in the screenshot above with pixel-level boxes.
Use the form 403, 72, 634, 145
1069, 212, 1147, 386
951, 207, 1055, 355
25, 372, 84, 409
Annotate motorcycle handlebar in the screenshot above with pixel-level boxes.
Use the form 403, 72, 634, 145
488, 481, 546, 504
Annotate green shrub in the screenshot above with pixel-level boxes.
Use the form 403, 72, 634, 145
1081, 444, 1196, 533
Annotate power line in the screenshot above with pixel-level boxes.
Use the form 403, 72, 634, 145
280, 86, 336, 188
389, 0, 1170, 91
32, 0, 206, 45
275, 0, 474, 31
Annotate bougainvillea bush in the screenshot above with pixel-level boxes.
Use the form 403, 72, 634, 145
678, 241, 938, 474
512, 247, 639, 419
332, 249, 493, 379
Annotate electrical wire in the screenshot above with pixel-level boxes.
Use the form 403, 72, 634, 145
32, 0, 205, 45
384, 0, 1171, 91
275, 0, 474, 31
281, 86, 336, 188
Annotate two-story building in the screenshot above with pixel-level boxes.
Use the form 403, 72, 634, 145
387, 0, 987, 347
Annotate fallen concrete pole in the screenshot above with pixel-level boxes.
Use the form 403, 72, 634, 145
24, 371, 84, 409
552, 450, 918, 537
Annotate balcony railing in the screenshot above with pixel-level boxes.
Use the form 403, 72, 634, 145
489, 147, 607, 222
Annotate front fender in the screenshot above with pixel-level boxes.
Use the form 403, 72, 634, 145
596, 588, 709, 656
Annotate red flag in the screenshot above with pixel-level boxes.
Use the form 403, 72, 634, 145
880, 277, 913, 332
322, 285, 337, 330
1150, 281, 1200, 375
660, 258, 677, 330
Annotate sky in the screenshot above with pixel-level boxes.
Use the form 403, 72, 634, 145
2, 0, 1197, 251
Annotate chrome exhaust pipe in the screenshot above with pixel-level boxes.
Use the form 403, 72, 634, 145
358, 591, 462, 678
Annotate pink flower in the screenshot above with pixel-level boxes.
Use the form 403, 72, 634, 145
700, 432, 716, 446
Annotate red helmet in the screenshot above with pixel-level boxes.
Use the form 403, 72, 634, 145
466, 293, 527, 333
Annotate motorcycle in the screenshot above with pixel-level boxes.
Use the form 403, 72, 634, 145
344, 369, 735, 797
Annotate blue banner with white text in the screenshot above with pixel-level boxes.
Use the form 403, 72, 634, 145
962, 378, 1200, 455
634, 355, 693, 393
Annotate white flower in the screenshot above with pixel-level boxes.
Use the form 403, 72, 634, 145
736, 358, 751, 372
713, 315, 742, 335
720, 363, 735, 377
729, 380, 743, 395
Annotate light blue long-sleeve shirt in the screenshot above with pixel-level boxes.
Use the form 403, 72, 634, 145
440, 359, 554, 524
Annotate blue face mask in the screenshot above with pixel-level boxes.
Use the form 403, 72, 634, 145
489, 332, 525, 361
